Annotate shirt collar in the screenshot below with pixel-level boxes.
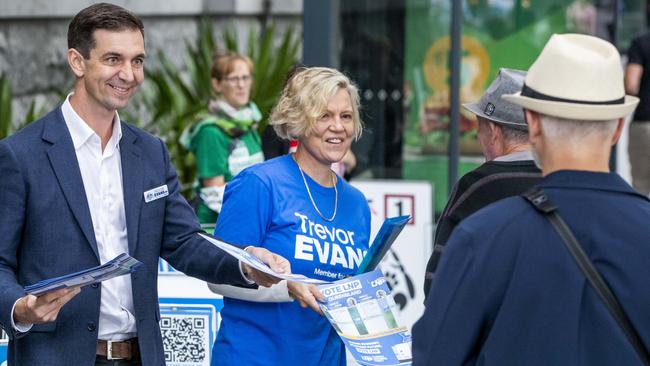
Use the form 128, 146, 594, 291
493, 150, 534, 162
61, 93, 122, 151
540, 170, 645, 199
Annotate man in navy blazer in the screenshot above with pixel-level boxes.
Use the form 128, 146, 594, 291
413, 34, 650, 365
0, 3, 287, 365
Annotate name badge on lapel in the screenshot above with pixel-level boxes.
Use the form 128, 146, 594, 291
144, 185, 169, 203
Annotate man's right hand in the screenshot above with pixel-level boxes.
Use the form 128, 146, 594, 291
13, 287, 81, 324
242, 247, 291, 287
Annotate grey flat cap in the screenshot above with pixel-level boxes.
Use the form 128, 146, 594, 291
463, 68, 527, 130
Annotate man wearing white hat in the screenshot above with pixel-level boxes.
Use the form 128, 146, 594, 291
423, 68, 542, 298
413, 34, 650, 366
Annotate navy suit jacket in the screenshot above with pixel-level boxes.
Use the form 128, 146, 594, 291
413, 171, 650, 366
0, 107, 247, 365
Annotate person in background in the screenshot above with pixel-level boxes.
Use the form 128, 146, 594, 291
423, 68, 542, 298
331, 149, 357, 179
0, 4, 287, 365
207, 67, 371, 366
180, 50, 264, 225
413, 33, 650, 365
624, 30, 650, 197
261, 120, 291, 158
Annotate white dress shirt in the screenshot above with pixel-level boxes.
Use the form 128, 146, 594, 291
61, 95, 136, 340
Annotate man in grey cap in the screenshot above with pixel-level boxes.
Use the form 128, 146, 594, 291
423, 68, 542, 297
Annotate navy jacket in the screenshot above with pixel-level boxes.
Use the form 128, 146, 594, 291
413, 170, 650, 366
0, 108, 247, 365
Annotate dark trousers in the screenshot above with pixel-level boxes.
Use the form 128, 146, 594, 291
94, 356, 142, 366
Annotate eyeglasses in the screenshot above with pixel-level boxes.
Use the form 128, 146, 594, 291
223, 74, 252, 86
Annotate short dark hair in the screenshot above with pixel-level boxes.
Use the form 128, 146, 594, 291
67, 3, 144, 59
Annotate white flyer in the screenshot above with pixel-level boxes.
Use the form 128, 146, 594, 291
199, 233, 327, 284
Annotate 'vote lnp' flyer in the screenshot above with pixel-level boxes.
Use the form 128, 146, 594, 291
317, 270, 412, 366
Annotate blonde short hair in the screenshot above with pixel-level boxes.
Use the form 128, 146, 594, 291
269, 67, 363, 140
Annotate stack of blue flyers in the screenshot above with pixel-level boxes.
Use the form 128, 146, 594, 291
355, 215, 411, 274
24, 253, 142, 296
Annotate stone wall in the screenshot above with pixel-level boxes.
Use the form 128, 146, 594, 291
0, 0, 302, 126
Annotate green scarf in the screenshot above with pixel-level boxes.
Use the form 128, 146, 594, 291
180, 100, 262, 149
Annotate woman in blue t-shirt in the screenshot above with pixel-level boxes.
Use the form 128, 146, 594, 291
207, 67, 371, 366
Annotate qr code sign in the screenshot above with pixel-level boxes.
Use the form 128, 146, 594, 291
161, 314, 210, 366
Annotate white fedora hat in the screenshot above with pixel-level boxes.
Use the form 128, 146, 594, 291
502, 33, 638, 120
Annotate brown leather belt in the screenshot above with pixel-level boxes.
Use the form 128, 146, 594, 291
96, 338, 139, 360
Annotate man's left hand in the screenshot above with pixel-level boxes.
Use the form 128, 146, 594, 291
242, 247, 291, 287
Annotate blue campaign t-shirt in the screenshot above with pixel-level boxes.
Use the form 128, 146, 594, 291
211, 154, 371, 366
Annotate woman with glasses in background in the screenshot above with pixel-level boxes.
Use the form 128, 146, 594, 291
181, 50, 264, 225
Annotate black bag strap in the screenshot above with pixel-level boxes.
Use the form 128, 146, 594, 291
522, 187, 650, 366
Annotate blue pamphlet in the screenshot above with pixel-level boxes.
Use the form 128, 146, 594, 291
24, 253, 142, 296
318, 269, 412, 365
355, 215, 410, 274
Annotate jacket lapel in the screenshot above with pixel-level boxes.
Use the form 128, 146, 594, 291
119, 124, 143, 254
44, 108, 100, 260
